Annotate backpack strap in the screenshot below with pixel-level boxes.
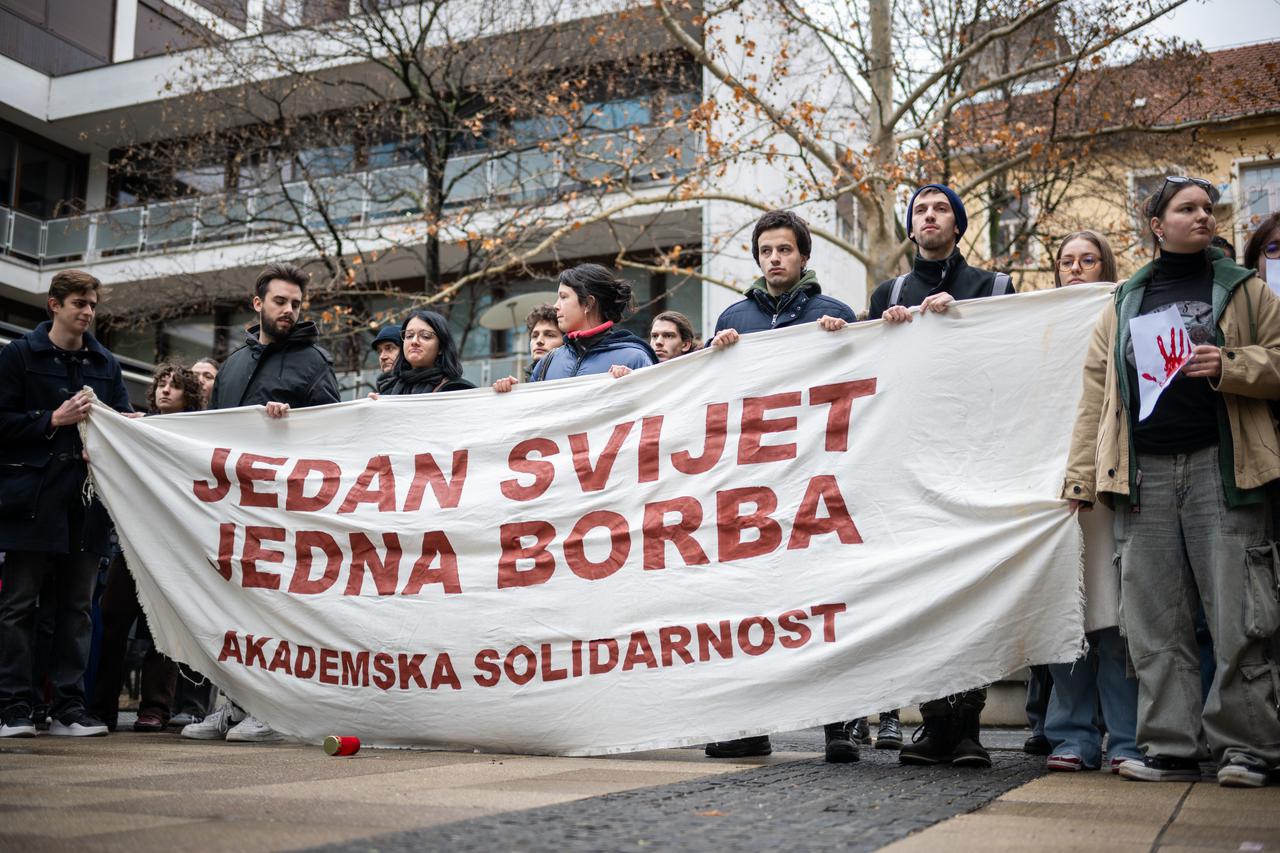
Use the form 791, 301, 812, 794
992, 272, 1012, 296
889, 274, 909, 307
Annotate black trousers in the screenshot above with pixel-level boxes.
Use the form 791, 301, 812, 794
88, 557, 176, 724
0, 550, 99, 717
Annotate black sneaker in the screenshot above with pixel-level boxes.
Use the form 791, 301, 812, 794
823, 722, 860, 763
1023, 733, 1051, 755
32, 704, 51, 731
1218, 755, 1269, 788
1118, 755, 1201, 782
49, 711, 109, 737
705, 735, 772, 758
875, 714, 903, 750
0, 709, 37, 738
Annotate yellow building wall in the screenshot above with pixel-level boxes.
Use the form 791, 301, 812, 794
957, 116, 1280, 291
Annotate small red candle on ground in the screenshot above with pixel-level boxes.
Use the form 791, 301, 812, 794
323, 735, 361, 756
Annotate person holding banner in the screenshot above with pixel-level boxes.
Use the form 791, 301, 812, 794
859, 183, 1014, 768
703, 209, 860, 763
183, 262, 339, 744
0, 270, 135, 739
1042, 232, 1142, 774
89, 363, 202, 732
373, 310, 474, 396
1063, 176, 1280, 788
491, 264, 656, 391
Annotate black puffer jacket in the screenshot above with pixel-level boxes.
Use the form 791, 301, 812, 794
867, 249, 1011, 319
0, 322, 132, 555
210, 322, 340, 410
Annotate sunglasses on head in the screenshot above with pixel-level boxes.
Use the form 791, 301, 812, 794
1153, 175, 1221, 213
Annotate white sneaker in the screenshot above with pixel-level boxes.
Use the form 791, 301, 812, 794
181, 703, 244, 740
226, 715, 283, 743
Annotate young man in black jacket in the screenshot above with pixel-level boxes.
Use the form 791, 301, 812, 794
182, 262, 339, 744
867, 184, 1012, 323
704, 210, 861, 765
0, 270, 134, 738
866, 183, 1012, 769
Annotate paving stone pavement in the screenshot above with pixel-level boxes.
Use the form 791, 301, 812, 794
316, 728, 1046, 853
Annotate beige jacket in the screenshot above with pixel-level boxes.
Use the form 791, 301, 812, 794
1062, 266, 1280, 507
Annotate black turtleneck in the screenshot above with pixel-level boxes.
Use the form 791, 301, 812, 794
1126, 249, 1218, 455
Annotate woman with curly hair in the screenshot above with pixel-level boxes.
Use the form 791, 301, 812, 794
89, 362, 200, 731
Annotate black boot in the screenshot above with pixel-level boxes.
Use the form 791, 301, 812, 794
823, 722, 860, 763
952, 702, 992, 768
705, 735, 772, 758
899, 712, 957, 765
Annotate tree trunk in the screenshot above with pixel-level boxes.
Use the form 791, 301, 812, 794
865, 0, 900, 297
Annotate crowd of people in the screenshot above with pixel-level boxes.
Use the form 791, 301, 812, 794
1, 181, 1278, 789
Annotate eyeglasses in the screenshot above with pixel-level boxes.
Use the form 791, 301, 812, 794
1152, 175, 1221, 213
1058, 254, 1100, 271
402, 331, 436, 342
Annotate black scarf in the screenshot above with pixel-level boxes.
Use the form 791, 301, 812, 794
377, 364, 449, 395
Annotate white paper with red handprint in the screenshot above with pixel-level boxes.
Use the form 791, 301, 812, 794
1130, 304, 1194, 421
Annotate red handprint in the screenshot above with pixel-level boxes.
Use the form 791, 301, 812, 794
1141, 326, 1190, 385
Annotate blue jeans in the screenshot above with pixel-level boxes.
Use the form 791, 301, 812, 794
1046, 627, 1140, 767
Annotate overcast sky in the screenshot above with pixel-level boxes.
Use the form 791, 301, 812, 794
1143, 0, 1280, 49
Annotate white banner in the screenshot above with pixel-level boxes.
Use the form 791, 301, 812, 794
82, 285, 1109, 756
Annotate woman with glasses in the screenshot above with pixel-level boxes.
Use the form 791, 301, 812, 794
1243, 212, 1280, 284
491, 263, 656, 392
1062, 176, 1280, 788
372, 310, 475, 396
1054, 230, 1118, 287
1042, 230, 1142, 774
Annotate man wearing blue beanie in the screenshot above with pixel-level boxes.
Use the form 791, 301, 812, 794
861, 183, 1013, 770
866, 183, 1011, 323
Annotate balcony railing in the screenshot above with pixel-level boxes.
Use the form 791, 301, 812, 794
0, 126, 696, 268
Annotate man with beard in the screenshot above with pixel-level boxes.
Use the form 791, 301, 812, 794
704, 209, 859, 765
183, 262, 338, 744
863, 183, 1012, 770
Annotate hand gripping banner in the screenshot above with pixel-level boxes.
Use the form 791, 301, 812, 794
81, 285, 1110, 755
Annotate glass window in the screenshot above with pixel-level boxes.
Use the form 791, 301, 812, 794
297, 144, 356, 178
173, 164, 227, 196
367, 138, 425, 169
15, 142, 79, 217
1242, 162, 1280, 223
